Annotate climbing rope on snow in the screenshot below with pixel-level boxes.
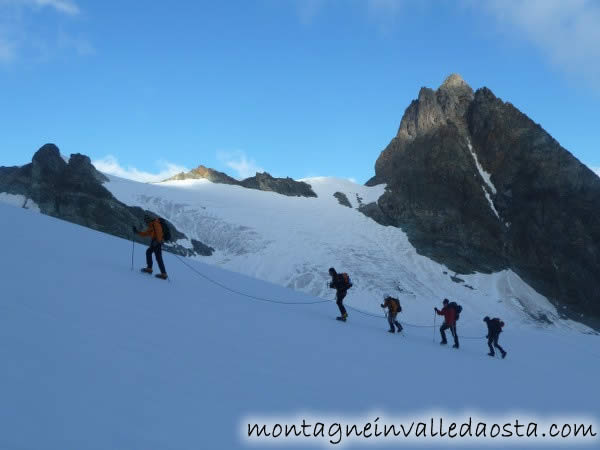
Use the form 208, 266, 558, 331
171, 253, 486, 339
173, 254, 330, 305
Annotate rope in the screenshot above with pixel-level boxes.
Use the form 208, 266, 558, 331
173, 254, 329, 305
345, 304, 385, 319
172, 253, 486, 340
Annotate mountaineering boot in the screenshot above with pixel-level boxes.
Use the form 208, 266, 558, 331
155, 273, 168, 280
395, 322, 403, 333
488, 352, 495, 357
501, 351, 507, 359
336, 313, 348, 322
452, 344, 459, 349
141, 267, 152, 274
388, 329, 395, 333
440, 340, 448, 345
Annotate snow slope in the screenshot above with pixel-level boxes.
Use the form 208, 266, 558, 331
104, 174, 589, 334
1, 202, 599, 449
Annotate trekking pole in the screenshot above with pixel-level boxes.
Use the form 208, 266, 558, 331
131, 232, 135, 271
433, 310, 436, 343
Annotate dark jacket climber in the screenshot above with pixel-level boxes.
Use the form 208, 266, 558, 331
381, 296, 403, 333
435, 299, 459, 348
329, 267, 351, 321
484, 316, 507, 358
134, 215, 168, 280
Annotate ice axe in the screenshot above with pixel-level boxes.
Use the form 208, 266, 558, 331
433, 309, 436, 343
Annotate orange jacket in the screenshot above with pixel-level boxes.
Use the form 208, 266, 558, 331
382, 297, 400, 314
138, 219, 164, 243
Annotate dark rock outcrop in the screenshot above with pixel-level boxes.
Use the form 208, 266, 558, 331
240, 172, 317, 197
358, 202, 392, 226
0, 144, 213, 257
365, 74, 600, 327
333, 192, 352, 208
191, 239, 215, 256
165, 166, 317, 198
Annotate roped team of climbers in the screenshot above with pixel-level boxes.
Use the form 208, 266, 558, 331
328, 266, 507, 359
130, 219, 508, 359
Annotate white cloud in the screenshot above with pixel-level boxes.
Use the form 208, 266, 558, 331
0, 0, 79, 15
472, 0, 600, 89
92, 155, 188, 183
217, 151, 264, 180
0, 0, 86, 64
34, 0, 79, 15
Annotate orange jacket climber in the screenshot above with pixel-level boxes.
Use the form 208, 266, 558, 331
138, 218, 164, 243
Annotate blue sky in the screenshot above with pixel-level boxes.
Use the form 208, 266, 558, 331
1, 0, 599, 183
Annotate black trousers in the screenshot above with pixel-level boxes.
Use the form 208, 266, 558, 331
488, 333, 505, 355
146, 240, 166, 274
336, 290, 347, 316
387, 312, 402, 332
440, 323, 459, 346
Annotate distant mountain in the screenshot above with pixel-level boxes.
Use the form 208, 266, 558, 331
0, 144, 213, 257
167, 165, 239, 185
364, 74, 600, 327
166, 167, 317, 198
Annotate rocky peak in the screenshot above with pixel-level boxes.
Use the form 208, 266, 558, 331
32, 143, 67, 178
1, 144, 214, 259
167, 165, 239, 185
374, 74, 475, 182
440, 73, 469, 90
396, 74, 474, 143
166, 165, 318, 197
30, 145, 109, 188
365, 75, 600, 328
436, 73, 474, 123
68, 153, 109, 184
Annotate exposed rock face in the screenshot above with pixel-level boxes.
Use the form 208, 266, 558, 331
240, 172, 317, 197
365, 75, 600, 327
191, 239, 215, 257
0, 144, 213, 258
166, 165, 239, 185
333, 192, 352, 208
167, 166, 317, 198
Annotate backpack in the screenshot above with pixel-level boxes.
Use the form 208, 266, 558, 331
391, 297, 402, 312
448, 301, 463, 321
492, 318, 505, 333
158, 218, 172, 242
340, 273, 352, 289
